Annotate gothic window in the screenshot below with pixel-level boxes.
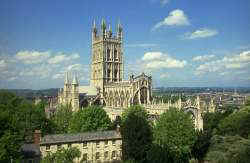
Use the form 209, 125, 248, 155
107, 48, 110, 61
114, 49, 118, 61
114, 69, 118, 81
107, 69, 111, 79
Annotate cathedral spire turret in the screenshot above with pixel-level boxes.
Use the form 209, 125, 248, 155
65, 72, 70, 84
72, 73, 78, 85
101, 18, 107, 38
117, 20, 123, 40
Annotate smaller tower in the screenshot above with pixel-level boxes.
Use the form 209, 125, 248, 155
107, 24, 112, 38
92, 20, 98, 41
71, 73, 79, 111
117, 20, 123, 41
64, 72, 71, 99
101, 18, 107, 38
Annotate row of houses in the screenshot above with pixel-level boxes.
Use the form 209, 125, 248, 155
21, 129, 122, 163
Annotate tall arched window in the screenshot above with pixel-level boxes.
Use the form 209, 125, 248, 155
114, 49, 117, 60
107, 48, 110, 61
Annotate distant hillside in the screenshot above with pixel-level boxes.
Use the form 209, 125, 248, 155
0, 88, 59, 101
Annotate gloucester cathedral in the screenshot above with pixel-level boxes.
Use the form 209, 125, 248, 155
56, 19, 215, 130
58, 19, 152, 112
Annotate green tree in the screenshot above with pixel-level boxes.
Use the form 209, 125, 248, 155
41, 147, 81, 163
217, 106, 250, 138
153, 108, 196, 163
0, 91, 55, 162
205, 135, 250, 163
69, 106, 112, 133
0, 91, 25, 161
191, 130, 211, 163
51, 105, 73, 134
121, 105, 153, 163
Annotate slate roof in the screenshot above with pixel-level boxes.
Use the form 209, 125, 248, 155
40, 130, 121, 145
21, 144, 41, 157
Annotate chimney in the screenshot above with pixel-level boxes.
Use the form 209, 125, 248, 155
34, 130, 41, 145
116, 124, 121, 133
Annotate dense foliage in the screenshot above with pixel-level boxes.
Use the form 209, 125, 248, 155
153, 108, 197, 163
121, 105, 153, 163
41, 147, 81, 163
69, 105, 112, 133
205, 135, 250, 163
51, 105, 73, 134
0, 91, 54, 162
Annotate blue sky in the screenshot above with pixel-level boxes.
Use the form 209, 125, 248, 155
0, 0, 250, 89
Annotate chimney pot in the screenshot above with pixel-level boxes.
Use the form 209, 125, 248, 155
34, 130, 41, 145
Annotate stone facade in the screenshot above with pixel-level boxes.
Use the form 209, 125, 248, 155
56, 19, 216, 130
40, 130, 122, 163
58, 19, 152, 111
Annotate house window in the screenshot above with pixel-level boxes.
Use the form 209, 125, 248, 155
104, 151, 109, 159
46, 145, 50, 150
96, 152, 100, 160
57, 144, 61, 150
82, 153, 87, 161
105, 140, 108, 147
112, 140, 116, 146
96, 141, 100, 148
82, 142, 87, 148
112, 151, 116, 159
28, 159, 34, 163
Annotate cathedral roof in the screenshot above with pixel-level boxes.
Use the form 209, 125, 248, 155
79, 85, 98, 96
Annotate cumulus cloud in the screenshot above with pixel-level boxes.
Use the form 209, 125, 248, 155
152, 9, 190, 30
160, 0, 170, 6
192, 55, 215, 62
142, 52, 187, 70
195, 50, 250, 75
160, 73, 170, 79
15, 50, 51, 64
0, 60, 7, 69
184, 28, 218, 39
48, 53, 80, 64
0, 50, 88, 88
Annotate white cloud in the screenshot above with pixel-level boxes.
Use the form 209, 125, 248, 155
160, 0, 170, 6
195, 50, 250, 75
0, 60, 7, 69
142, 52, 163, 61
160, 73, 170, 79
184, 28, 218, 39
52, 73, 64, 79
15, 50, 51, 64
48, 53, 80, 64
192, 55, 215, 62
66, 64, 84, 71
142, 52, 187, 70
152, 9, 190, 30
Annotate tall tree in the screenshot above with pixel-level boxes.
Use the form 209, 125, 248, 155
69, 106, 112, 133
191, 130, 211, 163
121, 105, 153, 163
153, 108, 196, 163
217, 106, 250, 138
51, 105, 73, 134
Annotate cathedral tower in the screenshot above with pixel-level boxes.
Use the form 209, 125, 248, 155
90, 19, 124, 93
